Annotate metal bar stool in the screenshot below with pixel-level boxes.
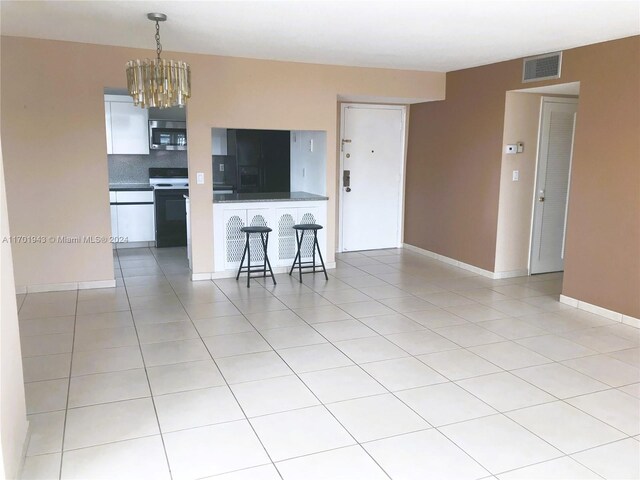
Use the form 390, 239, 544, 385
289, 224, 328, 282
236, 226, 276, 288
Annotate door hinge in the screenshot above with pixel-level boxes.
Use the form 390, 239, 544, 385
341, 139, 351, 152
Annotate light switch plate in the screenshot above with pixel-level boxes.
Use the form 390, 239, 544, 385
512, 170, 519, 181
196, 172, 205, 184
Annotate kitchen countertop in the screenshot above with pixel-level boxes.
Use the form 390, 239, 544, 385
109, 183, 153, 191
213, 191, 328, 203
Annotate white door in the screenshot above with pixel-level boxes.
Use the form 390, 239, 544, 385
530, 98, 578, 274
341, 104, 406, 251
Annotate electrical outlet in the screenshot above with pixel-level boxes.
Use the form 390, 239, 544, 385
512, 170, 520, 181
219, 164, 224, 172
196, 172, 204, 184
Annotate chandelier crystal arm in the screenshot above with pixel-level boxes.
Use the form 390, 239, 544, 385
155, 21, 162, 61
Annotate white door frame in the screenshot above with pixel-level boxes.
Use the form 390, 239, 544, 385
527, 96, 579, 274
338, 103, 407, 253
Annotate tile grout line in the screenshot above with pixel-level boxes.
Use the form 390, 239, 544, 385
119, 248, 175, 480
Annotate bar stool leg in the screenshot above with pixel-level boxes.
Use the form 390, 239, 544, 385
263, 232, 277, 285
261, 232, 267, 278
246, 232, 251, 288
289, 231, 300, 276
297, 230, 304, 283
236, 233, 248, 281
314, 230, 328, 280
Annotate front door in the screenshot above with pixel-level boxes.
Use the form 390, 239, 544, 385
340, 104, 406, 251
530, 97, 578, 274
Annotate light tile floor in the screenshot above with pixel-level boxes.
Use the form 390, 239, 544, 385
17, 247, 640, 480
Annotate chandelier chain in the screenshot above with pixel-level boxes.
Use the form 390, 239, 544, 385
155, 21, 162, 60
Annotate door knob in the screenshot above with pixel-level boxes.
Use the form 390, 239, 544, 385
345, 187, 351, 192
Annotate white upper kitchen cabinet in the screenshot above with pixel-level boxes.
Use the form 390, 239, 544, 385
104, 95, 149, 155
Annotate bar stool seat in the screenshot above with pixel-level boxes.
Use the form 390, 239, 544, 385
289, 224, 328, 282
236, 226, 276, 288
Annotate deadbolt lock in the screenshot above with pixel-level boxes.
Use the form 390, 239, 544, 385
346, 153, 350, 158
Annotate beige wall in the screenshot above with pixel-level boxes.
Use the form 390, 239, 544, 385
0, 138, 29, 479
0, 36, 445, 288
406, 36, 640, 318
494, 92, 543, 273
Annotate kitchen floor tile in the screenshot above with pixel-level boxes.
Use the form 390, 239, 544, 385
63, 397, 159, 450
567, 388, 640, 435
469, 341, 552, 370
359, 313, 425, 334
163, 420, 270, 479
385, 330, 458, 355
361, 356, 447, 391
192, 315, 255, 336
299, 365, 386, 403
456, 372, 555, 412
154, 385, 244, 432
231, 374, 320, 418
22, 353, 71, 382
216, 351, 293, 384
327, 393, 430, 442
73, 327, 138, 352
213, 464, 281, 479
278, 343, 353, 373
312, 319, 378, 342
21, 333, 74, 357
132, 305, 190, 325
397, 382, 496, 426
417, 348, 502, 380
292, 305, 352, 324
571, 438, 640, 480
249, 405, 354, 462
497, 457, 600, 480
507, 401, 626, 453
562, 354, 640, 387
334, 336, 409, 364
515, 334, 598, 361
68, 368, 150, 407
440, 414, 562, 474
60, 435, 170, 480
319, 288, 372, 304
141, 338, 210, 367
404, 309, 469, 328
146, 359, 225, 395
136, 321, 199, 345
71, 345, 143, 376
24, 379, 68, 414
433, 324, 506, 347
363, 429, 489, 480
511, 363, 609, 398
476, 317, 548, 340
257, 325, 326, 349
26, 410, 65, 456
74, 311, 134, 331
338, 300, 396, 318
444, 304, 508, 322
21, 453, 62, 480
19, 316, 75, 336
203, 331, 272, 358
276, 445, 388, 480
245, 309, 308, 330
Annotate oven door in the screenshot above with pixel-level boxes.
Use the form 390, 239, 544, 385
154, 189, 188, 247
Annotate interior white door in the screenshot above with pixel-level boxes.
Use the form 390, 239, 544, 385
530, 98, 578, 274
341, 105, 405, 251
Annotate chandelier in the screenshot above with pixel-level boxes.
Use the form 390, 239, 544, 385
126, 13, 191, 109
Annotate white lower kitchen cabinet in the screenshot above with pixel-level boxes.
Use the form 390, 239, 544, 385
213, 200, 327, 273
116, 204, 155, 242
110, 190, 155, 245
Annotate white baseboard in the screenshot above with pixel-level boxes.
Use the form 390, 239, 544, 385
18, 279, 117, 293
560, 294, 639, 328
199, 262, 337, 282
402, 243, 520, 279
114, 241, 155, 250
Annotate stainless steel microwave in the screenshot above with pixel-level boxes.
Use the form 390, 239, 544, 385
149, 120, 187, 151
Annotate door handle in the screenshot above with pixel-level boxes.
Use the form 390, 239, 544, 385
343, 170, 351, 192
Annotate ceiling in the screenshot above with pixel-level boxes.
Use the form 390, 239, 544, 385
1, 1, 638, 72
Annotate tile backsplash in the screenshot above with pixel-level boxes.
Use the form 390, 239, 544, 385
108, 151, 188, 184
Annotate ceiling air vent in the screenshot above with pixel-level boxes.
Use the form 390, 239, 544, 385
522, 52, 562, 83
